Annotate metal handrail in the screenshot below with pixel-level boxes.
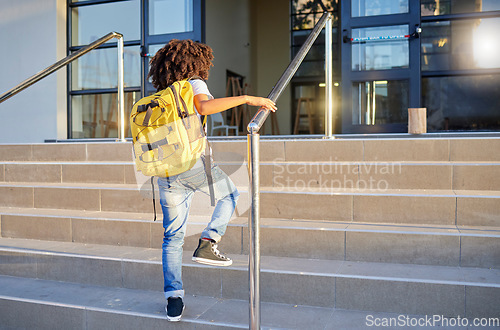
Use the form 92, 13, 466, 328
0, 31, 126, 142
247, 11, 333, 330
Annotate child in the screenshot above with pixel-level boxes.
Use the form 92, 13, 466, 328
147, 39, 276, 322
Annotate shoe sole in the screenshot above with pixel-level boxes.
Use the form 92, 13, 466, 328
192, 256, 233, 266
165, 305, 185, 322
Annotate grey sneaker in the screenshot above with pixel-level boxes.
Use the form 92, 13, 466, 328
192, 238, 233, 266
166, 297, 184, 322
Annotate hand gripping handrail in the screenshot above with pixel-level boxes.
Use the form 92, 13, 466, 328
0, 32, 126, 142
247, 12, 333, 330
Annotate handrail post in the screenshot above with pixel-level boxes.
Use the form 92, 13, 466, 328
325, 13, 334, 138
248, 125, 260, 329
117, 35, 126, 142
246, 11, 331, 329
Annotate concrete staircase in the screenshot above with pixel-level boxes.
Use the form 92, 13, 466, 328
0, 138, 499, 329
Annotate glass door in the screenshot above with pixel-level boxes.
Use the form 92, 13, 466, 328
340, 0, 421, 133
141, 0, 203, 96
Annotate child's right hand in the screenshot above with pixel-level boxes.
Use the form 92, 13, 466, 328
245, 96, 277, 112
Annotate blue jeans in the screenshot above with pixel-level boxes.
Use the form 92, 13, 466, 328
157, 157, 239, 300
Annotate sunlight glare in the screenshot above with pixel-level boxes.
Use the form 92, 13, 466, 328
473, 19, 500, 69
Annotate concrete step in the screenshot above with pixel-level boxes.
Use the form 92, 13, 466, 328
1, 182, 499, 227
0, 237, 498, 318
2, 138, 500, 163
0, 161, 137, 185
0, 142, 133, 162
6, 276, 493, 330
1, 208, 499, 268
249, 161, 500, 191
258, 187, 500, 227
2, 160, 500, 191
0, 181, 245, 221
0, 275, 290, 329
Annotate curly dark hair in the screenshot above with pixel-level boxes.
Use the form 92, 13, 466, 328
147, 39, 214, 91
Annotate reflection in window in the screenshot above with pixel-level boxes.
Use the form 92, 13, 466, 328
290, 0, 339, 77
72, 46, 141, 90
71, 0, 140, 46
292, 13, 320, 30
293, 45, 325, 62
421, 18, 500, 70
290, 0, 340, 135
293, 85, 320, 133
149, 0, 193, 35
352, 25, 409, 71
352, 80, 409, 125
291, 0, 338, 30
352, 0, 408, 17
423, 75, 500, 131
71, 92, 140, 139
421, 0, 500, 16
295, 61, 326, 77
148, 44, 164, 57
290, 1, 340, 78
148, 44, 167, 84
293, 41, 340, 77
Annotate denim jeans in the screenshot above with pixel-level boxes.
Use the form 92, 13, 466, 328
157, 156, 239, 300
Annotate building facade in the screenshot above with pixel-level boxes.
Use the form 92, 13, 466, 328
0, 0, 499, 143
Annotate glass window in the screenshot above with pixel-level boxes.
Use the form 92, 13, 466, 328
421, 0, 500, 16
292, 0, 337, 14
290, 0, 340, 134
292, 83, 341, 134
352, 80, 409, 125
295, 85, 316, 99
148, 44, 164, 57
149, 0, 193, 35
290, 14, 340, 78
295, 61, 327, 77
293, 84, 321, 134
352, 25, 409, 71
421, 18, 500, 71
292, 29, 324, 45
72, 46, 141, 90
71, 0, 140, 46
147, 44, 168, 83
71, 92, 140, 139
422, 75, 500, 131
292, 30, 340, 74
352, 0, 408, 17
292, 12, 325, 30
293, 45, 325, 62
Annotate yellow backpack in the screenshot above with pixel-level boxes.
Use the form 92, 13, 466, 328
130, 79, 207, 177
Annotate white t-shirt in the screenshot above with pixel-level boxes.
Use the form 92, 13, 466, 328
189, 79, 213, 115
188, 79, 213, 167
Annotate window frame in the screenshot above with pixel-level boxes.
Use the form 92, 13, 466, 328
66, 0, 204, 139
340, 0, 421, 134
